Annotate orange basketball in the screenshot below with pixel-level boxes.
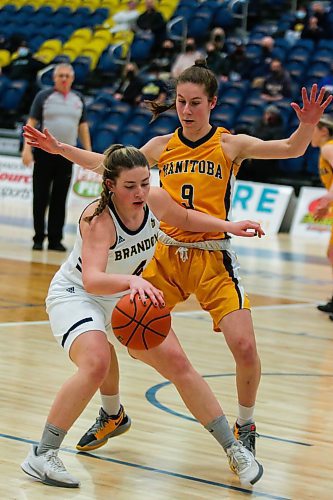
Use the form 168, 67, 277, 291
111, 294, 171, 350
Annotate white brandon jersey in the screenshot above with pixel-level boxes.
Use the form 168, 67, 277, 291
48, 200, 160, 301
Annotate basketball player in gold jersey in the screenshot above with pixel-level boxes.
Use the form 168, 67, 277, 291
311, 115, 333, 320
23, 62, 332, 486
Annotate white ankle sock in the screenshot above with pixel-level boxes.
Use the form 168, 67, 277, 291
237, 404, 255, 426
101, 394, 120, 416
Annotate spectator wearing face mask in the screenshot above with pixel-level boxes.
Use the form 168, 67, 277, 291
301, 15, 325, 42
220, 42, 251, 82
171, 38, 202, 78
209, 27, 226, 53
205, 42, 226, 78
261, 58, 292, 102
152, 39, 177, 78
114, 62, 144, 105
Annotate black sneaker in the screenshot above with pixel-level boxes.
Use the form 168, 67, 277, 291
317, 299, 333, 313
32, 242, 43, 250
48, 242, 67, 252
76, 406, 131, 452
329, 314, 333, 321
233, 421, 259, 456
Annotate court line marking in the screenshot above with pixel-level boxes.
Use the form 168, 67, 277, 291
1, 433, 289, 499
146, 373, 333, 447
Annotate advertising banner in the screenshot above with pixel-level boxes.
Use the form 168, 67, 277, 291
231, 181, 294, 234
290, 186, 332, 240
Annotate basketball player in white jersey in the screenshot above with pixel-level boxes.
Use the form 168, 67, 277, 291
21, 145, 264, 489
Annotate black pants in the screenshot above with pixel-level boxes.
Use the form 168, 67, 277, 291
32, 149, 73, 244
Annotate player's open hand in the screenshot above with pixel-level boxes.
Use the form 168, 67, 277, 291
23, 125, 61, 154
228, 220, 265, 238
290, 84, 332, 125
128, 276, 165, 307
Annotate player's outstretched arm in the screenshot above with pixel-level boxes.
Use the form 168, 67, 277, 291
227, 84, 333, 161
23, 125, 104, 173
148, 187, 265, 237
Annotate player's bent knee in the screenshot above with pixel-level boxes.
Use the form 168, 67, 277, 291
81, 354, 111, 385
234, 339, 258, 365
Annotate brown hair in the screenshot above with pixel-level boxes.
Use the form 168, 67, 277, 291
318, 115, 333, 136
84, 144, 149, 223
145, 59, 218, 121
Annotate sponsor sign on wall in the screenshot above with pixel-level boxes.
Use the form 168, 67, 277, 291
290, 186, 332, 240
231, 181, 294, 234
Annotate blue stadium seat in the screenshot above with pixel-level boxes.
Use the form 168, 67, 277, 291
306, 62, 331, 80
72, 56, 91, 86
188, 12, 212, 41
0, 75, 10, 100
213, 5, 236, 29
92, 124, 117, 153
311, 49, 333, 65
121, 130, 147, 148
211, 106, 236, 129
130, 33, 154, 64
285, 60, 307, 83
287, 46, 312, 63
0, 79, 28, 112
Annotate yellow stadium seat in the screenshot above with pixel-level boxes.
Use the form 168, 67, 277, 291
44, 0, 63, 9
0, 49, 11, 68
34, 47, 59, 64
61, 39, 85, 61
70, 28, 93, 43
62, 0, 81, 10
39, 39, 62, 52
81, 0, 100, 11
100, 0, 118, 11
93, 29, 112, 46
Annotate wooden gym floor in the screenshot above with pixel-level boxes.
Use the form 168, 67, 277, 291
0, 222, 332, 500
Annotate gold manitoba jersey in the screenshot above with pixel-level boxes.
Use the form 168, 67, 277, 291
158, 125, 238, 242
49, 200, 160, 299
319, 139, 333, 190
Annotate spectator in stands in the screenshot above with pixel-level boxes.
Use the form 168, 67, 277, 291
220, 42, 251, 82
261, 58, 292, 102
301, 16, 324, 43
209, 27, 226, 53
4, 41, 46, 82
251, 36, 275, 82
136, 0, 166, 54
114, 62, 143, 105
311, 1, 330, 37
237, 105, 286, 182
140, 62, 167, 104
311, 115, 333, 319
21, 63, 91, 252
205, 42, 226, 78
152, 38, 177, 79
171, 38, 202, 78
109, 1, 140, 33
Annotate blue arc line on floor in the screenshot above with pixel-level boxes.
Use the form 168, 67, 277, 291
146, 372, 333, 447
2, 433, 289, 500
